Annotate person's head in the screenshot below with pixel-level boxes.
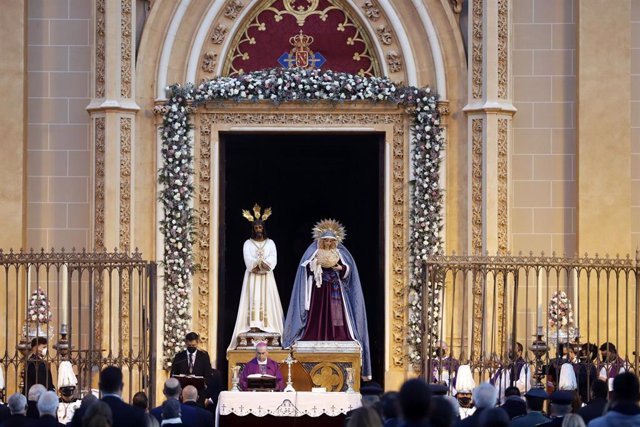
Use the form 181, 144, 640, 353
435, 341, 448, 358
524, 388, 547, 412
59, 386, 76, 402
7, 393, 28, 415
457, 392, 472, 408
256, 342, 269, 363
99, 366, 123, 395
319, 237, 337, 250
561, 414, 586, 427
399, 378, 432, 422
442, 395, 460, 418
82, 400, 113, 427
580, 343, 598, 362
430, 396, 456, 427
30, 337, 48, 357
504, 386, 520, 398
599, 342, 617, 362
360, 381, 384, 407
185, 332, 199, 353
28, 384, 46, 402
163, 378, 182, 400
79, 393, 98, 412
472, 382, 498, 410
346, 406, 383, 427
161, 399, 181, 420
36, 391, 59, 417
549, 391, 573, 417
380, 392, 399, 420
611, 372, 640, 403
591, 379, 608, 400
182, 385, 198, 403
508, 342, 524, 360
478, 407, 510, 427
251, 221, 267, 240
132, 392, 149, 412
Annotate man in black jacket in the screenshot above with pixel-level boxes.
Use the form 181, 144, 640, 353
4, 393, 34, 427
181, 385, 214, 425
577, 379, 608, 424
33, 391, 64, 427
25, 338, 54, 394
150, 378, 211, 427
500, 387, 527, 420
170, 332, 212, 404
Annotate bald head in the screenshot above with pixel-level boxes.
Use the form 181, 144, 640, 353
182, 385, 198, 403
163, 378, 182, 399
256, 342, 268, 363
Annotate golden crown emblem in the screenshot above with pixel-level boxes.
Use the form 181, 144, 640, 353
242, 203, 272, 223
290, 30, 314, 50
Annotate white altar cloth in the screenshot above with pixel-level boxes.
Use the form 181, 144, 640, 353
217, 391, 362, 417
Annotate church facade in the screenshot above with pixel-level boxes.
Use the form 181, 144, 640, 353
0, 0, 638, 391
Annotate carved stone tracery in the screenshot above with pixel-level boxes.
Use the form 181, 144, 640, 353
119, 117, 132, 341
197, 108, 407, 367
120, 0, 133, 98
472, 0, 483, 99
94, 117, 106, 346
497, 0, 508, 99
95, 0, 106, 98
471, 118, 483, 358
496, 118, 509, 352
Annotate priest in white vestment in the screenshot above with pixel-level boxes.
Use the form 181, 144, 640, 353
228, 204, 285, 350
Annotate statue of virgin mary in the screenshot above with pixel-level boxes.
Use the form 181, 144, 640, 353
282, 219, 371, 379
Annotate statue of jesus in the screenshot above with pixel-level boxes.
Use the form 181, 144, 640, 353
228, 204, 284, 350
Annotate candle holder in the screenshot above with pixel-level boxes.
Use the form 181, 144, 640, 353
283, 353, 296, 392
345, 367, 355, 393
528, 329, 548, 388
54, 323, 70, 360
231, 365, 241, 392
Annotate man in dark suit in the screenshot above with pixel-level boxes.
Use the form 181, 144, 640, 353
94, 366, 145, 427
181, 385, 214, 425
577, 379, 608, 424
500, 387, 527, 420
170, 332, 212, 404
537, 391, 573, 427
3, 393, 34, 427
150, 378, 209, 427
25, 338, 54, 394
33, 391, 64, 427
26, 385, 46, 419
458, 382, 498, 427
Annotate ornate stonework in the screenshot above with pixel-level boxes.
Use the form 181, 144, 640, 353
120, 0, 133, 98
210, 24, 228, 44
95, 0, 106, 98
472, 0, 483, 99
197, 108, 407, 367
195, 122, 212, 347
496, 118, 509, 353
471, 118, 483, 358
376, 25, 392, 45
119, 117, 132, 341
202, 52, 218, 74
224, 0, 244, 20
386, 51, 402, 73
361, 0, 381, 21
497, 0, 508, 99
497, 119, 508, 255
94, 117, 106, 346
450, 0, 464, 14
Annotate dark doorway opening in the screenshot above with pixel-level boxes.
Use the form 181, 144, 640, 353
217, 132, 385, 387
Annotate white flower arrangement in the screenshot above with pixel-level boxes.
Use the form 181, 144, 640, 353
160, 67, 444, 368
548, 291, 574, 329
28, 289, 53, 324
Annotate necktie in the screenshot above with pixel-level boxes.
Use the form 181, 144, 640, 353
189, 353, 194, 374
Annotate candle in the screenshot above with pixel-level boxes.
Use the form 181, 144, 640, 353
61, 264, 68, 324
537, 273, 543, 329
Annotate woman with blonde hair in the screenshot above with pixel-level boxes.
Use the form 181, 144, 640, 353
561, 413, 586, 427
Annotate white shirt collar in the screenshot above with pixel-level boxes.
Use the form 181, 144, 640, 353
161, 418, 182, 425
257, 359, 267, 365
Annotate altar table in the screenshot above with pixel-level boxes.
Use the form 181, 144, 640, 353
216, 390, 362, 427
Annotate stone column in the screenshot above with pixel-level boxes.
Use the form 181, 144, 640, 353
88, 0, 139, 348
464, 0, 515, 359
0, 1, 27, 249
576, 1, 631, 256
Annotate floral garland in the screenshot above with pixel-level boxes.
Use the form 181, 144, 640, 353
28, 289, 53, 324
548, 291, 574, 329
159, 68, 444, 368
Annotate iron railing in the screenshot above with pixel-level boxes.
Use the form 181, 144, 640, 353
0, 249, 157, 403
423, 251, 639, 399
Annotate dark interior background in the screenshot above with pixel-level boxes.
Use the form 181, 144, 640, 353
217, 132, 385, 387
